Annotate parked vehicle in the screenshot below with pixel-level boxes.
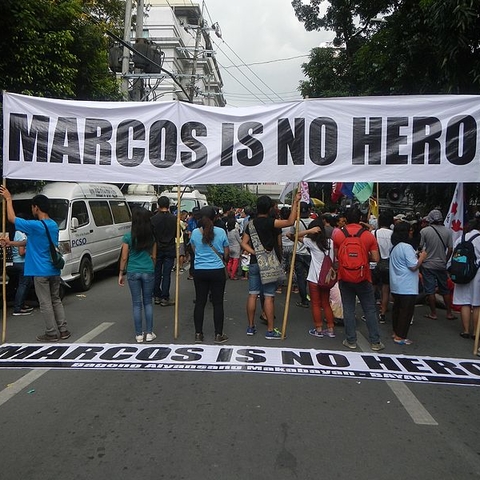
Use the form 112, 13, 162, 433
159, 187, 208, 212
12, 182, 131, 290
124, 184, 158, 213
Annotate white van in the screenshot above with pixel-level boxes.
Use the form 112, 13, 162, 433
12, 182, 131, 291
159, 187, 208, 212
124, 184, 158, 213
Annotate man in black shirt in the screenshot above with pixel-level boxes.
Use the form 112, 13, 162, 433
151, 196, 177, 306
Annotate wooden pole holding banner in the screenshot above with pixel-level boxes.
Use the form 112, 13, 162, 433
2, 178, 7, 343
174, 186, 181, 339
281, 186, 301, 339
473, 308, 480, 356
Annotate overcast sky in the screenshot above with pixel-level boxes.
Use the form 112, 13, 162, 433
203, 0, 334, 107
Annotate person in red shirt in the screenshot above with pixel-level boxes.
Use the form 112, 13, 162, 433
332, 208, 385, 351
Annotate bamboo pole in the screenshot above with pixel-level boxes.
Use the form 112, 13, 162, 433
473, 308, 480, 356
281, 187, 300, 339
174, 186, 181, 339
2, 178, 7, 343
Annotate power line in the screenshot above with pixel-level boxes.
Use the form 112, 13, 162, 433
217, 39, 284, 102
222, 54, 310, 69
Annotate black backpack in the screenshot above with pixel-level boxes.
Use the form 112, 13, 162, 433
448, 232, 480, 284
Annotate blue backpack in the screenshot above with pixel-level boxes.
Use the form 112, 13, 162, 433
448, 232, 480, 284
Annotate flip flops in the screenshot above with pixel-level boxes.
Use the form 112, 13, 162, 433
393, 338, 413, 345
424, 314, 437, 320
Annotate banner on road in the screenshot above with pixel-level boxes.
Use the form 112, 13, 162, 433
1, 343, 480, 387
3, 92, 480, 184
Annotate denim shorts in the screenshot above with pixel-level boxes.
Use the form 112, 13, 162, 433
421, 267, 449, 295
248, 263, 276, 297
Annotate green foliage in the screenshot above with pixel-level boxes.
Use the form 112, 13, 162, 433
292, 0, 480, 96
206, 185, 258, 209
0, 0, 123, 99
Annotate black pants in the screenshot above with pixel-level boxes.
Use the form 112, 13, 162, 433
193, 268, 226, 336
391, 293, 416, 339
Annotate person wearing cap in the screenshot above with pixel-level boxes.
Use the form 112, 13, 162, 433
419, 209, 456, 320
393, 213, 407, 224
189, 206, 229, 344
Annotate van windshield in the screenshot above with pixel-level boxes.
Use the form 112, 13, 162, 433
13, 199, 69, 230
180, 199, 197, 212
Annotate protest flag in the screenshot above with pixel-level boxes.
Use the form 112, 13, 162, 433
444, 183, 464, 244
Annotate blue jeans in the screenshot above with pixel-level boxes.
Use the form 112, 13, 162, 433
339, 280, 380, 344
154, 248, 175, 300
127, 272, 155, 335
294, 254, 311, 304
9, 263, 32, 312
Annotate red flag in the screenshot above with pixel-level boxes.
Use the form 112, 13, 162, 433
444, 183, 464, 244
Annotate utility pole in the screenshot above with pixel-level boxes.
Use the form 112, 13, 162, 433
132, 0, 145, 101
189, 3, 205, 103
121, 0, 133, 98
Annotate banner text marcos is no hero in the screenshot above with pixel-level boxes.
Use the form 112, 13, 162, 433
3, 92, 480, 184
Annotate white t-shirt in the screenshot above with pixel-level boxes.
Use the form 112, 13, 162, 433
303, 237, 334, 283
374, 227, 393, 259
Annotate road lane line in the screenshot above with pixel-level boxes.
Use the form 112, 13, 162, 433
0, 322, 115, 408
356, 333, 438, 425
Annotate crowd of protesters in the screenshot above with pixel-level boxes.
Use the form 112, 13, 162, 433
2, 187, 480, 357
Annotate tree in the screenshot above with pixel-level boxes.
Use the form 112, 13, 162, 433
293, 0, 480, 209
0, 0, 124, 192
292, 0, 480, 96
206, 185, 258, 209
0, 0, 123, 100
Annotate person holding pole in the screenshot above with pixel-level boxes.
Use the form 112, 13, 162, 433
242, 192, 300, 339
0, 186, 69, 342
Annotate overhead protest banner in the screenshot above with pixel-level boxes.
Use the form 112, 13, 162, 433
3, 92, 480, 184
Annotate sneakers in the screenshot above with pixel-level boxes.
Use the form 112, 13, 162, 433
321, 329, 336, 338
342, 339, 357, 349
379, 314, 386, 324
371, 341, 385, 351
295, 301, 309, 308
145, 332, 157, 342
22, 306, 34, 312
136, 334, 144, 343
160, 299, 175, 307
309, 328, 324, 338
265, 328, 282, 340
59, 330, 71, 340
195, 333, 204, 343
36, 333, 59, 342
214, 333, 228, 344
13, 308, 33, 316
246, 325, 257, 336
154, 297, 161, 305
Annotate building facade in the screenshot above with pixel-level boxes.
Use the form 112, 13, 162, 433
116, 0, 226, 106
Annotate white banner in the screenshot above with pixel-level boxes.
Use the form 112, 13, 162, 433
3, 92, 480, 184
1, 343, 480, 387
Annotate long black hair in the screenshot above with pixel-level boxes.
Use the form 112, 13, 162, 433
199, 206, 215, 244
391, 221, 411, 246
131, 207, 154, 251
306, 218, 329, 253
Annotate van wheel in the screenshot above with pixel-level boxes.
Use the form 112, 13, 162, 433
77, 257, 93, 291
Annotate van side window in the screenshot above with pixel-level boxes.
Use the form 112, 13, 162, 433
72, 201, 89, 227
89, 201, 113, 226
110, 200, 131, 224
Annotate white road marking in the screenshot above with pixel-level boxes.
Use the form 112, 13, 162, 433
357, 333, 438, 425
0, 322, 114, 407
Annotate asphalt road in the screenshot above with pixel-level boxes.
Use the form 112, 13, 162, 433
0, 269, 479, 480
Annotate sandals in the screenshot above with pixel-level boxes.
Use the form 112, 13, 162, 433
393, 338, 413, 345
424, 314, 437, 320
